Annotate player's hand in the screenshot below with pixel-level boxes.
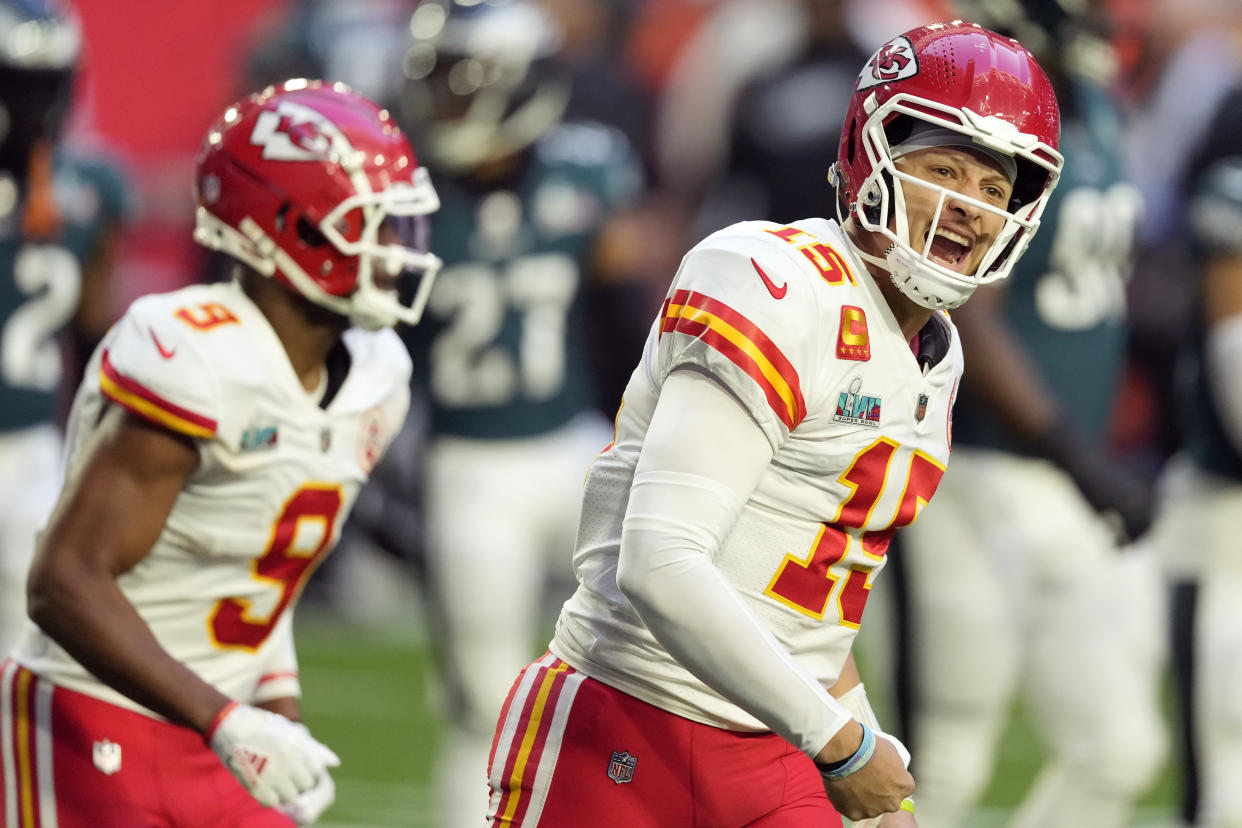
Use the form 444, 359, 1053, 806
277, 741, 336, 825
817, 725, 914, 821
207, 702, 341, 808
849, 733, 914, 827
1032, 418, 1155, 544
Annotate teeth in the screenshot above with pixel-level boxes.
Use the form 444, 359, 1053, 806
935, 228, 972, 247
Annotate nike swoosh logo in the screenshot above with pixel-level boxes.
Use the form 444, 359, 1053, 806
149, 328, 176, 360
751, 258, 787, 300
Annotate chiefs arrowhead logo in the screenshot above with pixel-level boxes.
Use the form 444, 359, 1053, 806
858, 36, 918, 91
250, 100, 346, 161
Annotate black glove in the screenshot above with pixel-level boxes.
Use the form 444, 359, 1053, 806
1030, 417, 1156, 545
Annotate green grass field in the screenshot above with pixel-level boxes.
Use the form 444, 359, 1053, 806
293, 560, 1186, 828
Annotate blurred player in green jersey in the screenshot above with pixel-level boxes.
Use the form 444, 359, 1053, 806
0, 0, 129, 656
393, 1, 654, 823
896, 2, 1168, 826
1153, 74, 1242, 827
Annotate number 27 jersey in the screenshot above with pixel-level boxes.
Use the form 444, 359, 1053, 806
15, 282, 411, 716
554, 218, 963, 732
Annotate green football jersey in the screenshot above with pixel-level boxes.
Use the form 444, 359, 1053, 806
404, 122, 642, 439
1183, 151, 1242, 481
952, 81, 1138, 452
0, 152, 130, 431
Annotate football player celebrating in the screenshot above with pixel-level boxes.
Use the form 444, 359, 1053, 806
0, 0, 130, 658
0, 80, 441, 826
486, 21, 1062, 828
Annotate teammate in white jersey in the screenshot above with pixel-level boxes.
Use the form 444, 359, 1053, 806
0, 80, 441, 827
487, 22, 1063, 827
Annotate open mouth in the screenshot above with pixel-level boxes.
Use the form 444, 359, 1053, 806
926, 227, 973, 270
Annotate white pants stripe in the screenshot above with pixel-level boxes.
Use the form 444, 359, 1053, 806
35, 677, 55, 827
487, 653, 586, 825
2, 660, 17, 828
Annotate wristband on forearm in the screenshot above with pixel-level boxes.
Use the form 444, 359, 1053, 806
816, 722, 876, 781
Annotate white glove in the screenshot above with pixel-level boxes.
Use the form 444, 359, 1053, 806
277, 752, 336, 825
207, 702, 341, 808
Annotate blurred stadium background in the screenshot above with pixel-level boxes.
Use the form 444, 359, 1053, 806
50, 0, 1224, 824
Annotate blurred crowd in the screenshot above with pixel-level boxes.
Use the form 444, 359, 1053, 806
9, 0, 1242, 825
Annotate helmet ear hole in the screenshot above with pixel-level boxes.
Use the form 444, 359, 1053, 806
860, 172, 891, 226
296, 215, 329, 248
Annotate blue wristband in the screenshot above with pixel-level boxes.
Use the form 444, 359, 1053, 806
817, 722, 876, 781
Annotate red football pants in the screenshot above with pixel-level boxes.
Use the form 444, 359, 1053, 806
487, 652, 844, 827
0, 659, 293, 827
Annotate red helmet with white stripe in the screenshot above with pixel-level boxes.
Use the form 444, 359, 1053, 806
830, 22, 1063, 309
193, 79, 442, 329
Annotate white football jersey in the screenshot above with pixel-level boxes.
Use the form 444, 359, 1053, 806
14, 281, 411, 717
552, 218, 962, 732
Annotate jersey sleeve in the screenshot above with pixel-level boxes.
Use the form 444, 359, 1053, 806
653, 228, 822, 450
99, 297, 221, 440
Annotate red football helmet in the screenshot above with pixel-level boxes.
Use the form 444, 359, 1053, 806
830, 22, 1063, 309
193, 79, 442, 329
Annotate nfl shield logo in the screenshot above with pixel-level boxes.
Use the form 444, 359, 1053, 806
607, 750, 637, 784
915, 393, 929, 423
93, 739, 122, 775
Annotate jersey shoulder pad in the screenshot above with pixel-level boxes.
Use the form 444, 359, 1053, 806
339, 327, 412, 470
656, 224, 832, 446
344, 327, 412, 386
339, 326, 413, 411
100, 287, 225, 440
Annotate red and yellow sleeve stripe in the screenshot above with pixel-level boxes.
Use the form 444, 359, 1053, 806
660, 289, 806, 430
100, 349, 217, 439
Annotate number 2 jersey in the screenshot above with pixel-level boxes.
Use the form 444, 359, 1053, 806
552, 217, 963, 733
0, 153, 130, 431
13, 281, 411, 717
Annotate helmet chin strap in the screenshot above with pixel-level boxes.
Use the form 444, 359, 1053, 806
840, 217, 976, 311
884, 242, 977, 310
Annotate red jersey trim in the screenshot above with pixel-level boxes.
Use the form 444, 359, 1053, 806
660, 289, 806, 430
100, 349, 217, 439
